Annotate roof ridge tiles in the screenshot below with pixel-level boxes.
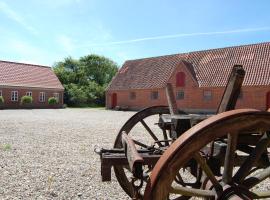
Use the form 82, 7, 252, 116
125, 41, 270, 63
0, 60, 51, 68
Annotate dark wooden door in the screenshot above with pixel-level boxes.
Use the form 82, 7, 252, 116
267, 92, 270, 109
112, 93, 117, 108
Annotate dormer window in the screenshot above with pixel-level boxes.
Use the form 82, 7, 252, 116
176, 72, 185, 87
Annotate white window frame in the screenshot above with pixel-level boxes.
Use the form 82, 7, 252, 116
39, 92, 46, 102
0, 90, 2, 96
53, 92, 59, 101
11, 91, 18, 101
26, 91, 32, 97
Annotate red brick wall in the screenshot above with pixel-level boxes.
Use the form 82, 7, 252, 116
106, 64, 270, 112
0, 86, 64, 109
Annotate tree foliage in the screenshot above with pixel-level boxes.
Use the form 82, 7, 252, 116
53, 55, 118, 107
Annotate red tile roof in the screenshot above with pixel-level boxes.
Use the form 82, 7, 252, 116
0, 60, 64, 90
108, 42, 270, 90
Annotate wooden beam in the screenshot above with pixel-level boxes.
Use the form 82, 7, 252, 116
217, 65, 245, 113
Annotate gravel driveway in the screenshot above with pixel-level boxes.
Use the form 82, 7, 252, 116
0, 108, 135, 200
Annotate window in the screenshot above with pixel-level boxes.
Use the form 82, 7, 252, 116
176, 90, 185, 100
203, 90, 212, 101
39, 92, 46, 102
129, 92, 136, 100
11, 91, 18, 101
176, 72, 185, 87
53, 93, 60, 101
26, 91, 32, 97
150, 91, 159, 100
0, 90, 2, 96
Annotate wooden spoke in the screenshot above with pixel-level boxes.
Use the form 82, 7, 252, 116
133, 139, 150, 148
140, 119, 163, 147
169, 186, 215, 197
242, 165, 270, 188
175, 173, 186, 186
193, 152, 222, 193
171, 196, 191, 200
222, 133, 238, 183
233, 132, 270, 183
113, 106, 170, 198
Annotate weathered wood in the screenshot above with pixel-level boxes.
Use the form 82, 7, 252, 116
143, 110, 270, 200
233, 132, 270, 183
217, 65, 245, 113
243, 165, 270, 188
165, 83, 178, 115
113, 106, 170, 198
101, 152, 161, 182
193, 152, 222, 193
222, 133, 238, 183
169, 186, 215, 197
121, 132, 144, 179
140, 119, 162, 147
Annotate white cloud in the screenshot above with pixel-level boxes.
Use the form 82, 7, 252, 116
79, 27, 270, 47
0, 1, 38, 35
56, 35, 74, 53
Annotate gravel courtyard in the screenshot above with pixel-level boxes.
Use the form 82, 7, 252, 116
0, 108, 136, 200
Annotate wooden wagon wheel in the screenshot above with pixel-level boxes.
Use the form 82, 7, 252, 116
144, 109, 270, 200
113, 106, 172, 197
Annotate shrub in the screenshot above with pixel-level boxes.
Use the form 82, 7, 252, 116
48, 97, 58, 105
65, 83, 87, 106
21, 96, 33, 104
0, 96, 4, 104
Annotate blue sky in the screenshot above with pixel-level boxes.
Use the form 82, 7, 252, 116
0, 0, 270, 67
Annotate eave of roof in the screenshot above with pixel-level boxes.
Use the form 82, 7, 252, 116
0, 84, 64, 90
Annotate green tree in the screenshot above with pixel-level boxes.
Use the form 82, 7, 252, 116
65, 84, 87, 106
79, 54, 118, 86
53, 54, 118, 107
54, 57, 83, 85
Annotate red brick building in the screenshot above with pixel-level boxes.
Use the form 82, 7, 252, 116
106, 42, 270, 113
0, 60, 64, 109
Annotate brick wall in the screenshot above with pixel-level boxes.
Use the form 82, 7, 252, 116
106, 64, 270, 112
0, 86, 64, 109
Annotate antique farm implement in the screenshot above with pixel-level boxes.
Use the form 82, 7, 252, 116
95, 65, 270, 200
